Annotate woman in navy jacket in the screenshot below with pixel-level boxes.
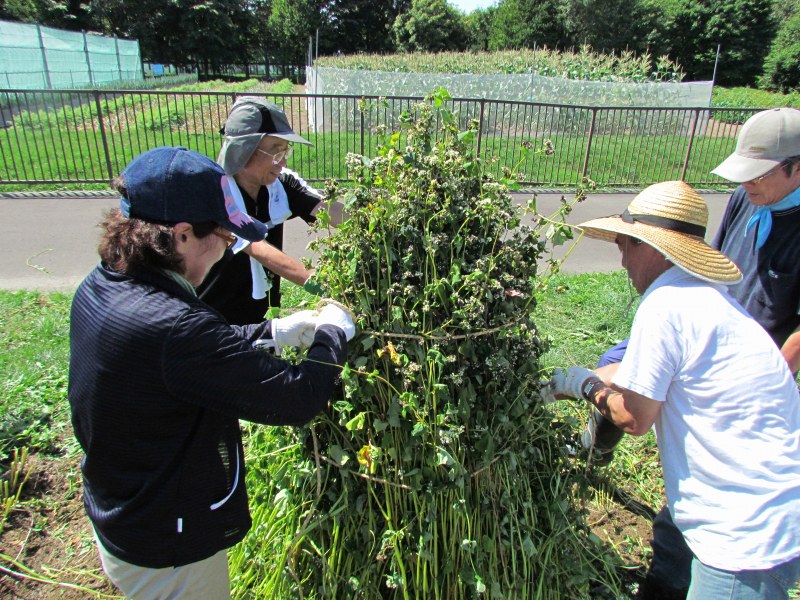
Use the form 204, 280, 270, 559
69, 147, 354, 599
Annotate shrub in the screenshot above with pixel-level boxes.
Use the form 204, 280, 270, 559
758, 11, 800, 93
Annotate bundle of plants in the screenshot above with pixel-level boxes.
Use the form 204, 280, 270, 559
253, 92, 609, 599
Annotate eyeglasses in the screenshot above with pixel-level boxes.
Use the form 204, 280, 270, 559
255, 145, 293, 164
747, 163, 785, 185
212, 229, 237, 249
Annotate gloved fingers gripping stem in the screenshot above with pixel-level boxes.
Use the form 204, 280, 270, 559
541, 366, 600, 402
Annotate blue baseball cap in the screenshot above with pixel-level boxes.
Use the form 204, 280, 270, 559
119, 146, 267, 242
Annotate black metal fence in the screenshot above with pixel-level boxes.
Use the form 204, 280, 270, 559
0, 88, 757, 190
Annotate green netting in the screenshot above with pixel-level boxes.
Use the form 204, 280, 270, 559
0, 19, 142, 90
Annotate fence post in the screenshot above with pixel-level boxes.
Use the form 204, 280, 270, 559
360, 101, 365, 157
94, 91, 114, 182
581, 108, 597, 182
83, 31, 95, 87
680, 109, 700, 182
476, 99, 485, 156
114, 35, 123, 82
35, 23, 53, 90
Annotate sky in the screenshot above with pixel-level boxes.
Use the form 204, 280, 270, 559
449, 0, 497, 14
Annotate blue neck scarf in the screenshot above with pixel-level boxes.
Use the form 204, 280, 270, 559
745, 185, 800, 250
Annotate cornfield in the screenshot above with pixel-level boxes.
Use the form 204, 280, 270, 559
314, 47, 684, 84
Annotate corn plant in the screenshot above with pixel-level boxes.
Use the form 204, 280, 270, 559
245, 91, 612, 599
315, 48, 683, 83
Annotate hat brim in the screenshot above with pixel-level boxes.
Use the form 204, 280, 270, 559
219, 174, 268, 243
577, 216, 742, 285
269, 131, 312, 146
711, 153, 781, 183
219, 218, 267, 243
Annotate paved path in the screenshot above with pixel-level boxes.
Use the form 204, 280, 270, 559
0, 191, 730, 292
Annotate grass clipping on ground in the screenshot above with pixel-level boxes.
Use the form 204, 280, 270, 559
237, 92, 614, 598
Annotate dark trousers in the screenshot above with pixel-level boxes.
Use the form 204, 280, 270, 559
649, 506, 693, 590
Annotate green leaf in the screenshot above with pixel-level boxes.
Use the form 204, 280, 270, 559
521, 535, 538, 557
345, 412, 366, 431
457, 130, 476, 143
329, 444, 350, 466
437, 448, 455, 466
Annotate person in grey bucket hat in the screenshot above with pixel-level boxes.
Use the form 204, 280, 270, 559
197, 96, 346, 324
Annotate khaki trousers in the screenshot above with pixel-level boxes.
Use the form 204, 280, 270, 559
94, 531, 231, 600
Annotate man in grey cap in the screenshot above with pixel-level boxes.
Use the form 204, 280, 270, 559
197, 96, 345, 324
711, 106, 800, 375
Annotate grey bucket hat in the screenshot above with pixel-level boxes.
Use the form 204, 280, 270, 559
217, 96, 311, 175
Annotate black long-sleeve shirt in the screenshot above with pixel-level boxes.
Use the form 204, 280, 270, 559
69, 263, 345, 568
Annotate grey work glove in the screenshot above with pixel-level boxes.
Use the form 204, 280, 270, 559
270, 310, 318, 350
315, 304, 355, 341
541, 366, 600, 403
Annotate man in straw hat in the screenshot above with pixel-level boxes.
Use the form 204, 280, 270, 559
197, 96, 345, 324
582, 108, 800, 598
542, 181, 800, 600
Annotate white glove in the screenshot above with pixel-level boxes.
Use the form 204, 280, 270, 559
542, 366, 600, 401
270, 310, 317, 350
315, 304, 355, 341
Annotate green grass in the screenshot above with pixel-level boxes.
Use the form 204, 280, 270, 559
0, 291, 73, 464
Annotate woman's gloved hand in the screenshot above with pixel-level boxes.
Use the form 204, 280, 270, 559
315, 304, 355, 341
270, 310, 318, 350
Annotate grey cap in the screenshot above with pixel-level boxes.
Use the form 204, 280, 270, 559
712, 108, 800, 183
217, 96, 311, 175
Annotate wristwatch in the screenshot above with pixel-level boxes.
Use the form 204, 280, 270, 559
581, 377, 605, 402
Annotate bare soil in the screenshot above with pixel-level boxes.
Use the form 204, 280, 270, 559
0, 447, 119, 599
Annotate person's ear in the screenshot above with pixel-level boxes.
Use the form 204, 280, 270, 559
173, 222, 193, 244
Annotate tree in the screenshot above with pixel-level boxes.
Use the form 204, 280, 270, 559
392, 0, 468, 52
488, 0, 566, 51
463, 6, 495, 52
267, 0, 322, 64
561, 0, 658, 55
653, 0, 775, 86
320, 0, 409, 54
0, 0, 41, 22
181, 0, 251, 70
759, 10, 800, 92
96, 0, 252, 68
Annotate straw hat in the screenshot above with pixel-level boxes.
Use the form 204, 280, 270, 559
577, 181, 742, 284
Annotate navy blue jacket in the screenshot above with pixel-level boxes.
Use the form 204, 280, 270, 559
712, 186, 800, 348
69, 263, 346, 568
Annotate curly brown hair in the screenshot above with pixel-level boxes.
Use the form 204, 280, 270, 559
100, 176, 216, 274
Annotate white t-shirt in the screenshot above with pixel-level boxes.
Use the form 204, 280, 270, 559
613, 266, 800, 571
